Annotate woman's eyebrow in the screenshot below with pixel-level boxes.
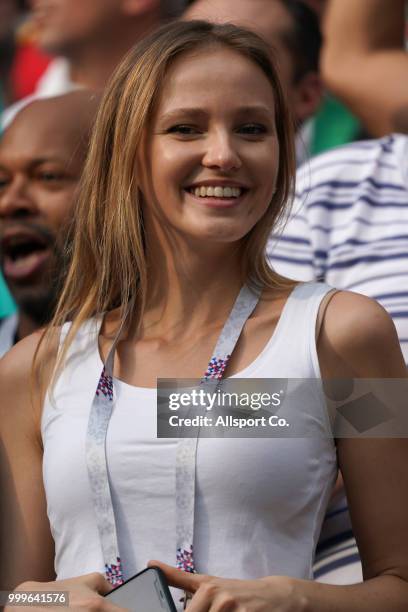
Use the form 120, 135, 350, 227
234, 105, 274, 119
159, 105, 274, 122
158, 108, 208, 122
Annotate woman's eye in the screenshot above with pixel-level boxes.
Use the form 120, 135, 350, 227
167, 125, 200, 136
238, 124, 267, 136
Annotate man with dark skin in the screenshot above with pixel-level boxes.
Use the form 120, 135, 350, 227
0, 91, 98, 355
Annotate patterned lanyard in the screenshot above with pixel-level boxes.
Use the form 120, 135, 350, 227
86, 285, 260, 586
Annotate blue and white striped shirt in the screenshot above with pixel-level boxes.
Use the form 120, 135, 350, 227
268, 134, 408, 364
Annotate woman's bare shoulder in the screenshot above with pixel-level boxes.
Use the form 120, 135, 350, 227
320, 290, 406, 377
0, 328, 60, 426
324, 290, 398, 346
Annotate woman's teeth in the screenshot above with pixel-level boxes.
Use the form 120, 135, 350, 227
192, 186, 242, 198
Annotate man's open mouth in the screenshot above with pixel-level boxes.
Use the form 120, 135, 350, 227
1, 229, 52, 282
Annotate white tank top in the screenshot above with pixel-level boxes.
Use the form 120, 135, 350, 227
42, 282, 337, 585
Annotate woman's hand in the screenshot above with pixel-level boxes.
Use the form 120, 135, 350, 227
149, 561, 309, 611
5, 573, 124, 612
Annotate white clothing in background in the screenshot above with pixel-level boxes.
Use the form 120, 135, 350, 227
2, 58, 78, 128
268, 134, 408, 364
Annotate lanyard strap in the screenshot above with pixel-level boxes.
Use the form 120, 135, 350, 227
175, 285, 260, 573
86, 349, 125, 585
86, 285, 261, 585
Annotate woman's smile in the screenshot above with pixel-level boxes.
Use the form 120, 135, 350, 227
184, 180, 249, 208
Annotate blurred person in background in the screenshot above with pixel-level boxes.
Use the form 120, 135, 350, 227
302, 0, 327, 18
2, 0, 186, 125
321, 0, 408, 137
0, 0, 22, 110
184, 0, 324, 165
0, 0, 51, 110
0, 0, 51, 319
29, 0, 185, 93
0, 91, 98, 357
268, 0, 408, 588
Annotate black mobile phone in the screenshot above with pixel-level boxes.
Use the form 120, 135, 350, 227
104, 567, 177, 612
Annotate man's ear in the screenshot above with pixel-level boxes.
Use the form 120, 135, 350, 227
292, 71, 324, 126
121, 0, 161, 17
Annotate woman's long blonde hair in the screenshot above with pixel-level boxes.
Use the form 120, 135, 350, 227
38, 20, 296, 385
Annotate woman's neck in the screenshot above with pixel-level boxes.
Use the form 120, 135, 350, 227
140, 241, 244, 341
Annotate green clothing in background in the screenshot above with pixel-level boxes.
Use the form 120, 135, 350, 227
311, 94, 363, 156
0, 272, 15, 318
0, 90, 16, 317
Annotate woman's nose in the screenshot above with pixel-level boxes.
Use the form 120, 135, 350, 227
201, 130, 242, 171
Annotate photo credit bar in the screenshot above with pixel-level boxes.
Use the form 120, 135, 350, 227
157, 378, 408, 439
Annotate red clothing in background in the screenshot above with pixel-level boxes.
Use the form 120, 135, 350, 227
10, 42, 51, 100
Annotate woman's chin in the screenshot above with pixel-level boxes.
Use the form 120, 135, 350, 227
178, 219, 255, 245
190, 231, 247, 247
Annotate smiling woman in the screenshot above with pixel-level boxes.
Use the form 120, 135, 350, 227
1, 19, 408, 612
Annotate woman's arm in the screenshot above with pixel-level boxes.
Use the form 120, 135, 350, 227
153, 292, 408, 611
0, 334, 122, 611
321, 0, 408, 136
307, 291, 408, 609
0, 333, 56, 589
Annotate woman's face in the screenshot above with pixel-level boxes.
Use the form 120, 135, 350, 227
141, 45, 279, 246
